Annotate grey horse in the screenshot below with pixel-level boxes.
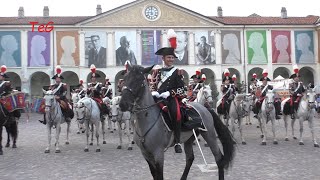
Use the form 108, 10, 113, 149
119, 65, 236, 180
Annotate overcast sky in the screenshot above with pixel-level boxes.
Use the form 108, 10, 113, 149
0, 0, 319, 17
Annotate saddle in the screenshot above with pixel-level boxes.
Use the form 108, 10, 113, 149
92, 97, 109, 115
57, 100, 74, 119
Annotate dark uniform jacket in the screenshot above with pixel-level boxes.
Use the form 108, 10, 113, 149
221, 84, 237, 98
290, 82, 305, 96
102, 86, 113, 99
259, 84, 273, 97
50, 83, 67, 100
0, 80, 12, 97
157, 67, 185, 97
88, 82, 103, 98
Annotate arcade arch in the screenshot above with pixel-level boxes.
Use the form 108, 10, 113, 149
273, 67, 290, 79
299, 67, 314, 86
6, 72, 21, 90
30, 71, 50, 98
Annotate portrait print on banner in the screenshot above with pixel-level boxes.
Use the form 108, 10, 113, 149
194, 31, 216, 65
271, 30, 291, 64
115, 31, 137, 66
0, 31, 21, 67
172, 31, 188, 65
141, 30, 161, 65
85, 31, 107, 68
28, 32, 50, 67
246, 30, 268, 64
318, 30, 320, 63
295, 31, 314, 64
221, 30, 241, 64
56, 31, 79, 66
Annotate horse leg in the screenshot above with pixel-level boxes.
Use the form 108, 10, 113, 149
0, 126, 3, 155
260, 116, 267, 145
181, 136, 195, 180
45, 124, 51, 153
90, 124, 94, 146
271, 118, 278, 144
95, 121, 100, 152
298, 118, 304, 145
76, 121, 81, 134
230, 117, 236, 137
66, 121, 70, 145
5, 125, 10, 147
84, 122, 89, 152
142, 152, 157, 179
55, 124, 61, 153
11, 121, 18, 148
102, 119, 106, 144
126, 120, 133, 150
117, 121, 122, 149
308, 118, 319, 147
239, 118, 246, 145
284, 115, 289, 141
291, 117, 297, 139
154, 151, 164, 180
258, 115, 264, 138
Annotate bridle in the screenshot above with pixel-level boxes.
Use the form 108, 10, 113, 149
44, 94, 59, 123
75, 99, 93, 122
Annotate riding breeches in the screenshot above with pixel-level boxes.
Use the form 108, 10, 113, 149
165, 97, 182, 144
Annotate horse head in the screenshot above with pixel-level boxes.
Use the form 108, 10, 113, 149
264, 90, 275, 109
306, 89, 316, 109
119, 64, 154, 112
42, 89, 57, 112
111, 96, 121, 121
201, 84, 213, 104
71, 92, 80, 105
74, 98, 89, 123
235, 94, 250, 116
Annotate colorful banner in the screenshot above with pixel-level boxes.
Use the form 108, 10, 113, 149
141, 30, 162, 65
271, 30, 291, 63
84, 31, 107, 68
195, 31, 216, 64
56, 31, 79, 66
246, 30, 268, 64
115, 31, 137, 66
221, 30, 241, 64
294, 31, 314, 64
28, 32, 50, 67
0, 31, 21, 67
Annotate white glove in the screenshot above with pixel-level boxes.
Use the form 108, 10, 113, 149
182, 98, 188, 104
160, 91, 170, 99
151, 91, 160, 98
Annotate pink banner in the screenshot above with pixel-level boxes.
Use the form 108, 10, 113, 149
271, 31, 291, 63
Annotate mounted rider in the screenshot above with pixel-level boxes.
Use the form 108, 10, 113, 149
289, 64, 305, 119
150, 31, 186, 153
102, 76, 113, 99
74, 79, 86, 99
218, 69, 237, 119
188, 68, 206, 102
0, 65, 21, 118
249, 73, 258, 95
87, 64, 109, 120
39, 66, 74, 124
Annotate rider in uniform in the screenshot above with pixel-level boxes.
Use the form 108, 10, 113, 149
75, 79, 86, 99
151, 47, 186, 153
102, 76, 112, 99
219, 69, 237, 119
188, 69, 205, 102
87, 64, 108, 120
249, 73, 258, 118
39, 66, 73, 124
289, 65, 305, 119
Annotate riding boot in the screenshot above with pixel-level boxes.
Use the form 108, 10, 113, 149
173, 121, 182, 153
290, 105, 295, 119
39, 114, 47, 125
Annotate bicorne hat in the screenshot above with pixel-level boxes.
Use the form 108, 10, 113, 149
52, 66, 64, 79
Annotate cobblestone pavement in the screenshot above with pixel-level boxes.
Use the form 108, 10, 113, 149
1, 113, 320, 180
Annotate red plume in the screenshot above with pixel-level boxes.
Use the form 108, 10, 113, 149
79, 80, 83, 85
252, 73, 257, 78
55, 65, 62, 74
90, 64, 96, 74
196, 68, 201, 75
1, 65, 7, 73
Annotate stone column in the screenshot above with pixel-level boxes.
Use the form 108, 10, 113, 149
136, 30, 142, 65
161, 29, 168, 47
107, 31, 115, 66
79, 31, 86, 67
188, 31, 195, 65
20, 30, 29, 94
214, 29, 222, 65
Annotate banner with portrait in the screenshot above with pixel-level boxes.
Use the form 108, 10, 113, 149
271, 30, 291, 64
221, 30, 241, 64
56, 31, 79, 66
318, 30, 320, 63
84, 31, 107, 68
115, 31, 137, 66
294, 31, 315, 64
194, 31, 216, 64
172, 31, 188, 65
141, 30, 161, 65
28, 32, 50, 67
246, 30, 268, 64
0, 31, 21, 67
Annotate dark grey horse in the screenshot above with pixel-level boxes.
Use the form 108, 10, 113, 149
119, 65, 236, 180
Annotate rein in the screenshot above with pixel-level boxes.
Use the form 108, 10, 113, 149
45, 98, 59, 124
76, 98, 93, 122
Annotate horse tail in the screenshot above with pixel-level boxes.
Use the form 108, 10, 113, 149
207, 108, 236, 170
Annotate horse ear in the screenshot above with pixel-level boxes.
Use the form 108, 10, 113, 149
143, 65, 155, 74
42, 89, 46, 94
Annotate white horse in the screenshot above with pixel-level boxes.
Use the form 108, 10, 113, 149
194, 84, 213, 106
71, 92, 85, 134
245, 94, 255, 125
42, 89, 71, 153
282, 88, 319, 147
111, 96, 133, 150
103, 96, 116, 133
74, 97, 101, 152
258, 90, 278, 145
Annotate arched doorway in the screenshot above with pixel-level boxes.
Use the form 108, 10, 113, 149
114, 70, 126, 96
30, 71, 50, 98
248, 67, 263, 82
61, 71, 79, 99
273, 67, 290, 79
86, 70, 106, 84
299, 67, 314, 86
6, 72, 21, 91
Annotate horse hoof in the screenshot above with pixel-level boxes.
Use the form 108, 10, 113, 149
84, 149, 89, 152
260, 135, 264, 138
44, 150, 50, 153
128, 147, 133, 150
5, 144, 10, 148
245, 123, 248, 125
82, 131, 85, 133
89, 143, 93, 146
0, 151, 3, 155
96, 149, 101, 152
77, 132, 80, 134
299, 142, 304, 145
131, 141, 135, 145
285, 138, 289, 141
110, 131, 113, 133
293, 137, 297, 140
55, 149, 61, 153
12, 144, 17, 148
65, 142, 70, 145
204, 143, 209, 147
117, 145, 122, 149
130, 132, 134, 134
273, 141, 278, 145
257, 126, 260, 128
314, 144, 320, 148
242, 142, 247, 145
249, 123, 252, 125
261, 142, 267, 145
103, 141, 107, 144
